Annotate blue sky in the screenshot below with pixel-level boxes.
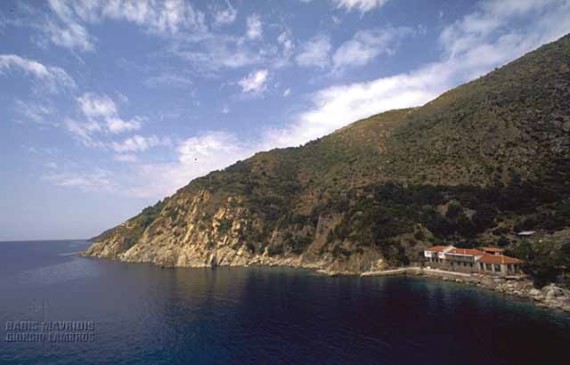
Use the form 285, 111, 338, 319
0, 0, 569, 240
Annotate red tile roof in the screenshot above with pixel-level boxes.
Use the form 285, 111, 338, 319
425, 245, 448, 252
478, 254, 522, 264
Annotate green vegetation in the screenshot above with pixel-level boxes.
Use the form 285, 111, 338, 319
217, 219, 233, 234
512, 237, 570, 288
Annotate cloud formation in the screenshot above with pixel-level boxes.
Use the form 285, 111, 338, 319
295, 35, 331, 68
332, 0, 390, 12
238, 69, 269, 94
66, 93, 141, 145
0, 54, 75, 92
333, 27, 413, 68
45, 0, 207, 51
44, 169, 116, 192
246, 14, 262, 40
111, 135, 170, 153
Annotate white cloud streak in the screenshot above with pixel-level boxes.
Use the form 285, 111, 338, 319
333, 27, 413, 68
45, 0, 207, 51
111, 135, 170, 153
44, 169, 117, 192
332, 0, 390, 12
14, 100, 54, 125
66, 93, 142, 145
0, 54, 75, 92
168, 33, 272, 74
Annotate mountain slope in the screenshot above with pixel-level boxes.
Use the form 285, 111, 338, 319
85, 34, 570, 275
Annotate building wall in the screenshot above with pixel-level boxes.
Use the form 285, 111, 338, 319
426, 255, 521, 275
426, 257, 479, 273
478, 262, 521, 275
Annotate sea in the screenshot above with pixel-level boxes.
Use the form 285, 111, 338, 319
0, 240, 568, 364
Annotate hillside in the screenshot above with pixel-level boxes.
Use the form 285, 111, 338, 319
85, 34, 570, 281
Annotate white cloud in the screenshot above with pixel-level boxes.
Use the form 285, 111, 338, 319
64, 118, 104, 147
332, 0, 390, 12
295, 35, 331, 68
283, 88, 291, 97
0, 54, 75, 92
295, 28, 411, 71
65, 93, 142, 145
333, 27, 412, 68
441, 0, 566, 60
45, 0, 207, 51
77, 93, 117, 119
212, 1, 237, 26
169, 34, 267, 73
127, 131, 254, 197
44, 169, 116, 192
177, 131, 243, 163
438, 0, 570, 81
44, 18, 94, 52
111, 135, 170, 153
165, 16, 286, 74
277, 30, 295, 58
246, 14, 262, 40
263, 67, 441, 149
238, 69, 269, 94
14, 100, 54, 125
76, 92, 140, 136
106, 117, 141, 134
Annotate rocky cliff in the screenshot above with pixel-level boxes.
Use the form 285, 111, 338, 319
85, 34, 570, 277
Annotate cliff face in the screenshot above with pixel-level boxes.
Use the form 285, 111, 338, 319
85, 188, 388, 274
85, 34, 570, 275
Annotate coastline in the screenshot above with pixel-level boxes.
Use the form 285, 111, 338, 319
79, 251, 570, 313
360, 266, 570, 313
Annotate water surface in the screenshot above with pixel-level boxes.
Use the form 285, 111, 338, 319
0, 240, 568, 364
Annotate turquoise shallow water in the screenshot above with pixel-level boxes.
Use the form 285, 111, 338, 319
0, 240, 568, 364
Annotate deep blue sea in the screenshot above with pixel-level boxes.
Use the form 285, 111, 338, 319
0, 240, 568, 365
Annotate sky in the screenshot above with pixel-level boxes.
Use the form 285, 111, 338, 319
0, 0, 569, 241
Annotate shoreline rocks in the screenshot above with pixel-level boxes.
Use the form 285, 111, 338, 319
360, 266, 570, 312
81, 250, 570, 312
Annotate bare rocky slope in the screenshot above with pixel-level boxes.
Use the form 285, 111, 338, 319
84, 34, 570, 280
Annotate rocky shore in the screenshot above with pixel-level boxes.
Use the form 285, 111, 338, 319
82, 245, 570, 313
360, 266, 570, 312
